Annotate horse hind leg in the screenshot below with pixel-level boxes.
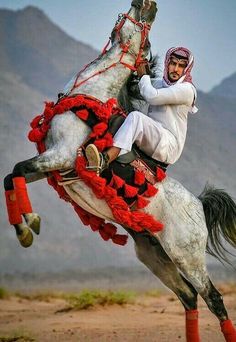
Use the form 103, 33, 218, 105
169, 242, 236, 341
133, 234, 200, 342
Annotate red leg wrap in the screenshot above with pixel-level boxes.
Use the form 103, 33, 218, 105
13, 177, 33, 214
185, 309, 200, 342
5, 190, 23, 225
221, 320, 236, 342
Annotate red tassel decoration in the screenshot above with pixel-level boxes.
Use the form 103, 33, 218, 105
13, 177, 33, 214
28, 128, 45, 143
30, 115, 42, 129
99, 229, 111, 241
112, 234, 128, 246
5, 190, 23, 225
76, 109, 89, 121
143, 183, 158, 197
89, 216, 104, 231
136, 195, 150, 209
110, 173, 125, 189
124, 184, 138, 198
185, 310, 200, 342
134, 170, 145, 185
103, 223, 117, 236
156, 167, 166, 182
90, 122, 108, 138
221, 319, 236, 342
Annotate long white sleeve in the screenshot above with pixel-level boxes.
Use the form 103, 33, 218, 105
139, 75, 194, 106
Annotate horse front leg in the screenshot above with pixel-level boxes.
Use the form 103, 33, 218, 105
4, 149, 72, 248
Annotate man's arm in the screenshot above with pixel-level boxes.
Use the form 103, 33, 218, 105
139, 75, 194, 106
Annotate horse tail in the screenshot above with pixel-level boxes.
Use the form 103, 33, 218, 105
199, 185, 236, 264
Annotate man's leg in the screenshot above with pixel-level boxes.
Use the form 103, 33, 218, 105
85, 111, 162, 173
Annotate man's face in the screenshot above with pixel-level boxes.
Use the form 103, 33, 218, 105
168, 56, 188, 82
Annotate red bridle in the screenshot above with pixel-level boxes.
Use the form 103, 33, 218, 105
67, 13, 151, 95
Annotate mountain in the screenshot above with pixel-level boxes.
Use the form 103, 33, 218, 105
0, 6, 235, 275
210, 72, 236, 99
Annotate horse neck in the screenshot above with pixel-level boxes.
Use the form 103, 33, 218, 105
69, 45, 134, 102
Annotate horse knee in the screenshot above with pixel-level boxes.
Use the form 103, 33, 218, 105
4, 174, 14, 190
13, 159, 37, 177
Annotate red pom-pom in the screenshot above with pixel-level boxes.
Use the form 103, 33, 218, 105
30, 115, 42, 129
76, 109, 89, 121
90, 122, 108, 138
94, 138, 107, 151
134, 170, 145, 185
103, 223, 117, 237
112, 234, 128, 246
28, 128, 45, 142
136, 195, 150, 209
99, 229, 111, 241
89, 216, 104, 231
143, 183, 158, 197
156, 167, 166, 182
110, 173, 125, 189
124, 184, 138, 198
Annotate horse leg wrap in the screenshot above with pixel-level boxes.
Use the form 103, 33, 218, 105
185, 309, 200, 342
221, 319, 236, 342
5, 190, 23, 225
13, 177, 33, 214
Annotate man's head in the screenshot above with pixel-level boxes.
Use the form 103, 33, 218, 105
163, 47, 194, 85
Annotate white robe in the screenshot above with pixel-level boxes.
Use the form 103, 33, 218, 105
113, 75, 197, 164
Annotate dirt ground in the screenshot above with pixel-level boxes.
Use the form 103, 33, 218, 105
0, 287, 236, 342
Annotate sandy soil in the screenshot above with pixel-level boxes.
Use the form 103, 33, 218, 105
0, 287, 236, 342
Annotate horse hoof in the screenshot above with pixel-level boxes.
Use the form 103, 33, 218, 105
24, 213, 41, 235
17, 227, 33, 248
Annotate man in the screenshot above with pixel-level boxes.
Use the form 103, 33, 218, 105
85, 46, 198, 173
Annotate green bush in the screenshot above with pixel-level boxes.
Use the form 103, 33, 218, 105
0, 287, 10, 300
67, 289, 135, 310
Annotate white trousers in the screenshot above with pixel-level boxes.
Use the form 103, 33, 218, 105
113, 111, 177, 164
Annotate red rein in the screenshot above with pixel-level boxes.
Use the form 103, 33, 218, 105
68, 13, 150, 95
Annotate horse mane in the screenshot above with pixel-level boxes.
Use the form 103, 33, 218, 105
118, 54, 160, 114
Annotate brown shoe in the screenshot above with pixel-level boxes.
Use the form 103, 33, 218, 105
85, 144, 109, 175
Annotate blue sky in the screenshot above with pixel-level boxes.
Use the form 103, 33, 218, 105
0, 0, 235, 91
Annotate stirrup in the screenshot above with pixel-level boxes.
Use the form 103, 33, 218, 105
85, 144, 109, 175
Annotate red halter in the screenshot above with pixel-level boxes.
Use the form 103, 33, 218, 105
67, 13, 150, 95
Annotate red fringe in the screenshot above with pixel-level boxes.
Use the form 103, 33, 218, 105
136, 195, 150, 209
134, 170, 145, 185
94, 132, 113, 152
156, 167, 166, 182
76, 109, 89, 121
110, 173, 125, 189
112, 234, 128, 246
90, 122, 108, 138
124, 184, 138, 198
143, 183, 158, 197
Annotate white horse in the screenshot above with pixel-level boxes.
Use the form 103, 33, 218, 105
4, 1, 236, 341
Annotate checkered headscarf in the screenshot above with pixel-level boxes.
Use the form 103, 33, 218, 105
163, 47, 194, 85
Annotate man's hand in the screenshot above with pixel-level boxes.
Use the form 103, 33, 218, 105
137, 61, 150, 77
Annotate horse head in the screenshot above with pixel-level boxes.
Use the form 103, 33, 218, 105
110, 0, 158, 65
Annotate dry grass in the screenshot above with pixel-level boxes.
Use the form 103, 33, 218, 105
0, 329, 35, 342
